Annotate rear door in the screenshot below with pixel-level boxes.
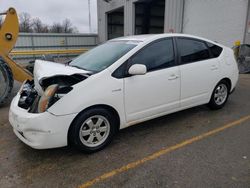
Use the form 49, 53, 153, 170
176, 37, 221, 108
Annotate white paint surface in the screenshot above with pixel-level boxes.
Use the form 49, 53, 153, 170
183, 0, 248, 47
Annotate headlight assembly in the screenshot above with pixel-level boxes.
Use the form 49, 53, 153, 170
38, 84, 58, 113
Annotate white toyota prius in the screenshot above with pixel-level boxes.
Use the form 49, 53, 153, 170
9, 34, 239, 153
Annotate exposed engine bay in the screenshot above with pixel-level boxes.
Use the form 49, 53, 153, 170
18, 74, 88, 113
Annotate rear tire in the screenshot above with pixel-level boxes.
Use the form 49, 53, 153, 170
0, 59, 13, 106
69, 108, 118, 153
208, 80, 229, 110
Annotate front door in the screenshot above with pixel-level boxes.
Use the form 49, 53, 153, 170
124, 38, 180, 123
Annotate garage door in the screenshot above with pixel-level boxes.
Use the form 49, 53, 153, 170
183, 0, 248, 47
107, 7, 124, 40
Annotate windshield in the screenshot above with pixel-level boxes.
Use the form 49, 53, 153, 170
69, 41, 138, 72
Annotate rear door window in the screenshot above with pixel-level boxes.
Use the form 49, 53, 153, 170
177, 38, 210, 64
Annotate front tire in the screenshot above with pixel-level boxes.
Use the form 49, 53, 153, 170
208, 80, 230, 110
69, 108, 118, 153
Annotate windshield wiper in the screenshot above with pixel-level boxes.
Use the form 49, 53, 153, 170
69, 65, 94, 74
65, 60, 72, 65
70, 65, 86, 70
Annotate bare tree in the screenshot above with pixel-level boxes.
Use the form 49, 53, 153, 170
18, 12, 78, 33
49, 22, 63, 33
62, 19, 73, 33
61, 19, 78, 33
19, 12, 33, 32
32, 18, 48, 33
49, 20, 78, 33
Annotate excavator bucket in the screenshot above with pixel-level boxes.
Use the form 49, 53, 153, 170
0, 8, 32, 105
0, 8, 19, 55
0, 7, 32, 81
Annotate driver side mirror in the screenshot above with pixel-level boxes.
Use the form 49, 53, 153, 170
128, 64, 147, 76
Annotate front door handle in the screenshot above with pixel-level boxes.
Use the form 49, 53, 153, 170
168, 74, 179, 80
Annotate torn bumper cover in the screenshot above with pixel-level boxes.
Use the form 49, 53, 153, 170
9, 93, 77, 149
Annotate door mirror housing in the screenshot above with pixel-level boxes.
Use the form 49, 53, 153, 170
128, 64, 147, 76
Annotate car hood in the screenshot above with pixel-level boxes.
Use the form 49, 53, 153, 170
33, 60, 90, 94
34, 60, 90, 81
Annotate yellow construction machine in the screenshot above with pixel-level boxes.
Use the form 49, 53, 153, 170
0, 8, 32, 105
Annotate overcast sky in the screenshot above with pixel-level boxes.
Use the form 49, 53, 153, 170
1, 0, 98, 33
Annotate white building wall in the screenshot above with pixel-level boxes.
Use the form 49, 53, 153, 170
98, 0, 249, 46
182, 0, 248, 47
164, 0, 184, 33
97, 0, 184, 43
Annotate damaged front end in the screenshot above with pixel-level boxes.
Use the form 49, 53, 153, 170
9, 60, 91, 149
18, 74, 87, 113
18, 60, 90, 113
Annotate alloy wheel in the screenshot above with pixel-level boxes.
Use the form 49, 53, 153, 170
79, 115, 110, 147
214, 83, 228, 105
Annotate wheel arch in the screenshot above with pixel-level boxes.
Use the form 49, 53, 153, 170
67, 104, 120, 145
209, 77, 232, 102
220, 77, 232, 91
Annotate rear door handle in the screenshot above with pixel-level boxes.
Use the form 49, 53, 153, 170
168, 74, 179, 80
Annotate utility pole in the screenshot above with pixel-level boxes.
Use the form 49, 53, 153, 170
88, 0, 92, 33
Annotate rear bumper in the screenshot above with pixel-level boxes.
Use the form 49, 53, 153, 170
9, 94, 77, 149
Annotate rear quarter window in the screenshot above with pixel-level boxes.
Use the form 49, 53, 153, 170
207, 42, 223, 58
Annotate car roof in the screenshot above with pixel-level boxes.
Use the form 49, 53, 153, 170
111, 34, 160, 42
110, 33, 224, 47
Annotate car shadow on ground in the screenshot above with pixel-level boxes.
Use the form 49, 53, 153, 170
14, 104, 209, 157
